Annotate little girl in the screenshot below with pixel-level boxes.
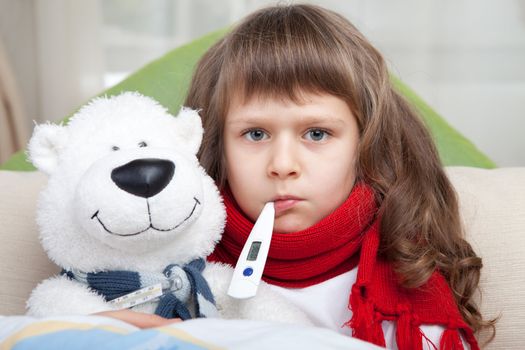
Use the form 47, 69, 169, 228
182, 4, 495, 350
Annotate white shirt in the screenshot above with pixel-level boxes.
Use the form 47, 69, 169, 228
269, 266, 469, 349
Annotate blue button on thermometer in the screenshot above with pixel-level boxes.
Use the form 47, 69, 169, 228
227, 202, 274, 299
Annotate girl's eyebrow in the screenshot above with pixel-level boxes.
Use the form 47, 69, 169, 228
226, 117, 265, 125
300, 116, 347, 125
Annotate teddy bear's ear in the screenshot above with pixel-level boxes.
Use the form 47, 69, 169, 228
174, 107, 203, 155
27, 123, 69, 175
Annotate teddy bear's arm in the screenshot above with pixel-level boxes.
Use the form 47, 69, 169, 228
26, 275, 115, 317
201, 262, 242, 319
203, 262, 312, 325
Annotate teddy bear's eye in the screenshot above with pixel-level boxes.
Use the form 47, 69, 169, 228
111, 146, 120, 151
138, 141, 148, 148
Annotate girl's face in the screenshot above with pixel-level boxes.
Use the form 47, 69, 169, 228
224, 91, 360, 233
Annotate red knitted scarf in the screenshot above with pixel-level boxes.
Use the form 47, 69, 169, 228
208, 183, 479, 350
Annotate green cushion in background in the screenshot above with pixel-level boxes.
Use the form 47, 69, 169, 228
0, 29, 495, 171
390, 76, 495, 168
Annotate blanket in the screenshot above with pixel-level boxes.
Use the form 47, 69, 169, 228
0, 315, 383, 350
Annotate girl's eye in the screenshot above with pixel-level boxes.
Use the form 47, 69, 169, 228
243, 129, 268, 142
304, 129, 329, 142
111, 146, 120, 151
138, 141, 148, 147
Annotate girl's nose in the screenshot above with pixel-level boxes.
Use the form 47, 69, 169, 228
267, 140, 300, 179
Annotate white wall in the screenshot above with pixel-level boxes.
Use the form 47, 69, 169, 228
352, 0, 525, 166
0, 0, 523, 165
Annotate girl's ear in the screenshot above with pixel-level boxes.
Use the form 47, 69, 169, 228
27, 123, 69, 175
174, 107, 203, 155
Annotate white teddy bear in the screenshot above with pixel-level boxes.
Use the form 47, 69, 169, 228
26, 92, 310, 324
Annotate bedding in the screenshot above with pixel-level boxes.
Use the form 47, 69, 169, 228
0, 316, 383, 349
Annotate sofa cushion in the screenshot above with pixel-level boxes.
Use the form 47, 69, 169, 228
0, 171, 59, 316
446, 167, 525, 349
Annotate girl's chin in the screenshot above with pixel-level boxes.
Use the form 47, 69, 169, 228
273, 215, 314, 234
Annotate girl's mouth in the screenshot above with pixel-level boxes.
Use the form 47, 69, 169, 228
273, 198, 302, 215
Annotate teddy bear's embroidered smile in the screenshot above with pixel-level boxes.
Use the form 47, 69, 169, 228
91, 196, 201, 237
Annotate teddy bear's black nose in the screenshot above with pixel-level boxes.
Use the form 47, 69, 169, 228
111, 158, 175, 198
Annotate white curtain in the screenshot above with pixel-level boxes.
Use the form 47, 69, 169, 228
0, 38, 28, 163
34, 0, 105, 123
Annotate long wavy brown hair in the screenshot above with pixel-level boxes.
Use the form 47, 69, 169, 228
184, 3, 495, 342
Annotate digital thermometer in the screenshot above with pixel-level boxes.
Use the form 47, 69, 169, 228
227, 202, 275, 299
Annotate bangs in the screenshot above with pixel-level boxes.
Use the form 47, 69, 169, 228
217, 5, 356, 106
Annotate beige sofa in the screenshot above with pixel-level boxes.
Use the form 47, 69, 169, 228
0, 167, 524, 349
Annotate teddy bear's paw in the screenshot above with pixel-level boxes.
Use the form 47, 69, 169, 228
239, 297, 314, 326
26, 275, 114, 317
203, 262, 313, 325
236, 280, 314, 326
202, 262, 240, 319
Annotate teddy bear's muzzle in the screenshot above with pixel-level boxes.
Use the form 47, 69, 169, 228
111, 158, 175, 198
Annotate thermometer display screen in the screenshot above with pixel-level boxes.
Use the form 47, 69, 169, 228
247, 241, 262, 261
